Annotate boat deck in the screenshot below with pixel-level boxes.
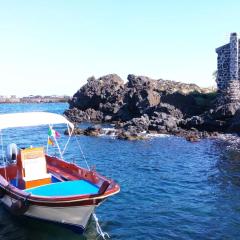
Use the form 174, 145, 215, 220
24, 180, 99, 197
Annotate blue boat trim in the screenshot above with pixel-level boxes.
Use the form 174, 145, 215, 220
25, 180, 99, 197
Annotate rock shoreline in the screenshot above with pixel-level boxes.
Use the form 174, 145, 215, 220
64, 74, 240, 141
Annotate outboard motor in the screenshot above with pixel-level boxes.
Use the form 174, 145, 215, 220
6, 143, 18, 164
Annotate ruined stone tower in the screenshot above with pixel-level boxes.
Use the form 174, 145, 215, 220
216, 33, 240, 104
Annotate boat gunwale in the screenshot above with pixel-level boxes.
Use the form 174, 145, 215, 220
0, 156, 120, 205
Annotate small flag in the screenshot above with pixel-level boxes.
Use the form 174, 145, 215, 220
48, 138, 54, 146
48, 127, 60, 138
48, 127, 54, 137
55, 131, 61, 138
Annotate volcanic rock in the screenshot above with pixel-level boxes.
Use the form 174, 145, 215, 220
64, 73, 222, 140
228, 108, 240, 132
69, 74, 124, 111
64, 108, 104, 123
64, 126, 84, 135
124, 74, 160, 116
116, 130, 148, 141
83, 125, 103, 136
213, 102, 240, 119
122, 115, 150, 132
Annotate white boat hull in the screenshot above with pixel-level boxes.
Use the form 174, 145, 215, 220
1, 195, 95, 233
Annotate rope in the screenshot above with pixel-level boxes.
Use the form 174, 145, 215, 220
74, 135, 90, 170
92, 213, 110, 240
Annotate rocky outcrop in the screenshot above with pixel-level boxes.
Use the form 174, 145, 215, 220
65, 73, 213, 121
64, 125, 103, 137
64, 108, 103, 122
125, 75, 160, 115
149, 112, 179, 133
69, 74, 124, 111
64, 126, 84, 135
121, 115, 150, 132
65, 73, 240, 141
181, 114, 228, 132
83, 126, 103, 136
213, 102, 240, 119
227, 108, 240, 132
116, 130, 148, 140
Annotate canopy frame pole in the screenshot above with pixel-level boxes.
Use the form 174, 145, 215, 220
46, 125, 49, 154
49, 125, 64, 160
54, 137, 63, 160
0, 130, 7, 181
62, 124, 73, 156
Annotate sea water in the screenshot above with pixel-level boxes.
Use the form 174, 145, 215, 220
0, 103, 240, 240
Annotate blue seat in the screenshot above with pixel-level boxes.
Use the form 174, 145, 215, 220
25, 180, 99, 197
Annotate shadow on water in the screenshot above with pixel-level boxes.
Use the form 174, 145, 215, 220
203, 139, 240, 240
0, 205, 101, 240
211, 138, 240, 188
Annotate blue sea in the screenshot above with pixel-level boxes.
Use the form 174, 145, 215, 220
0, 103, 240, 240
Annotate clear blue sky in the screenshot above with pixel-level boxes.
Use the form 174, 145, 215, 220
0, 0, 239, 96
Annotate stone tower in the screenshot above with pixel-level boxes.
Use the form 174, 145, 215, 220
216, 33, 240, 105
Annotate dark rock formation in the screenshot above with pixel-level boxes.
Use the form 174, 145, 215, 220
64, 126, 85, 136
69, 74, 124, 112
116, 130, 148, 141
149, 112, 179, 133
64, 108, 103, 123
161, 92, 198, 117
65, 73, 240, 141
146, 103, 183, 119
122, 115, 150, 132
213, 102, 240, 119
64, 125, 103, 137
228, 108, 240, 132
83, 125, 103, 136
182, 114, 228, 132
125, 74, 160, 114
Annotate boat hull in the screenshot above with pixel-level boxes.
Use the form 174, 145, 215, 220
1, 194, 95, 233
0, 155, 120, 234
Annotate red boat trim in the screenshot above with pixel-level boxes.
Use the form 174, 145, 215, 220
0, 155, 120, 207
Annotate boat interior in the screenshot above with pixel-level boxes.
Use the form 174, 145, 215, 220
0, 145, 110, 197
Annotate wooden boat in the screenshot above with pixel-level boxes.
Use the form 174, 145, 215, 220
0, 112, 120, 234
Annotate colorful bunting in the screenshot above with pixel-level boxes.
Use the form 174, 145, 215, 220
48, 128, 54, 137
48, 138, 54, 146
47, 127, 61, 147
48, 127, 61, 138
48, 129, 51, 136
55, 131, 61, 138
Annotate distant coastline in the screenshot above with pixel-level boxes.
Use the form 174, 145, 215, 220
0, 95, 70, 104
